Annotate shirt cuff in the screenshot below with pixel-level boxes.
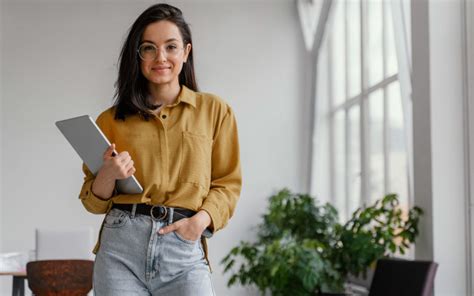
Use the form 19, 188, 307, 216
199, 202, 221, 233
79, 179, 112, 214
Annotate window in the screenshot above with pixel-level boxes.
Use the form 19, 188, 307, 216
312, 0, 410, 222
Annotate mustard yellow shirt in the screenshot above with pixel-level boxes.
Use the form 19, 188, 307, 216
79, 85, 242, 260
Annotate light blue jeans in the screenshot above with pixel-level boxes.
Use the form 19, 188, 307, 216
93, 208, 216, 295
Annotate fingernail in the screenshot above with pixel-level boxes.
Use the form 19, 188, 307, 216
158, 229, 164, 234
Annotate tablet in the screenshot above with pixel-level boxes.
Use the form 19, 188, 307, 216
56, 115, 143, 194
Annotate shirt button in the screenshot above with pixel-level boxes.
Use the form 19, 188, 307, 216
161, 115, 167, 119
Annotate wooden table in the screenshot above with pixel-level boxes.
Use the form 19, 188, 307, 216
0, 271, 27, 296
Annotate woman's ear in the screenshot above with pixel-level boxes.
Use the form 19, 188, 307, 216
184, 43, 192, 63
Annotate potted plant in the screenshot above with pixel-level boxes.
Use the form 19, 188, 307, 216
221, 188, 423, 295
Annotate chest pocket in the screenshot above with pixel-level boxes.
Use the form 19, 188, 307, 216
179, 131, 213, 190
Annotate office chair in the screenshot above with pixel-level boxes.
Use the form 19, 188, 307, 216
26, 260, 93, 296
368, 258, 438, 296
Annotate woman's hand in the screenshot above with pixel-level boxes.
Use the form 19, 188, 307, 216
91, 143, 136, 200
99, 143, 136, 180
158, 210, 211, 241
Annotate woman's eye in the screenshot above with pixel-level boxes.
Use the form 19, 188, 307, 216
167, 45, 178, 50
144, 45, 155, 51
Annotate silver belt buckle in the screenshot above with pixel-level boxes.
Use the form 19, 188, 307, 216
150, 205, 167, 221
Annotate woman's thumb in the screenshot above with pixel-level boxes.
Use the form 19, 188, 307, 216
104, 143, 116, 158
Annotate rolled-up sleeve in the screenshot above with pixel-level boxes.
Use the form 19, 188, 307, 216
78, 113, 114, 214
79, 163, 113, 214
199, 106, 242, 233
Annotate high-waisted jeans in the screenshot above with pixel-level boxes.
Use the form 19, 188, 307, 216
93, 208, 216, 295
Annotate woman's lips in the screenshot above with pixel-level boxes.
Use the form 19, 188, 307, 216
152, 67, 170, 74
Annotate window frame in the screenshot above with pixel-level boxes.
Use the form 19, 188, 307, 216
323, 0, 411, 220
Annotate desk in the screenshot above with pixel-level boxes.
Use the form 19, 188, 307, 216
0, 271, 27, 296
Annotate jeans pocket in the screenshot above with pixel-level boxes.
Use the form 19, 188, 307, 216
173, 231, 199, 245
103, 209, 129, 228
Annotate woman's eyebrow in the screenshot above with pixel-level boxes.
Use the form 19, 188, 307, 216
141, 38, 179, 44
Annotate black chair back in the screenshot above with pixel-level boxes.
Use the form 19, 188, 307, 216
369, 258, 438, 296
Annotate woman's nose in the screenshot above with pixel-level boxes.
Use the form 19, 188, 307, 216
155, 48, 167, 62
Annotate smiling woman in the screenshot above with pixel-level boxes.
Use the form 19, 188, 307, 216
78, 3, 242, 296
112, 3, 198, 121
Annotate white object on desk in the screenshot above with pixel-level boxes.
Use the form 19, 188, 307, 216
0, 252, 28, 272
35, 228, 95, 260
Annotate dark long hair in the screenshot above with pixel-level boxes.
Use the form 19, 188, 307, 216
113, 3, 198, 121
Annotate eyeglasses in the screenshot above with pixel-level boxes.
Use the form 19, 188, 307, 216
137, 42, 185, 61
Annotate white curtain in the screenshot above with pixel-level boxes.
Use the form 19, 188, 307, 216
391, 0, 414, 205
305, 0, 414, 204
297, 0, 324, 51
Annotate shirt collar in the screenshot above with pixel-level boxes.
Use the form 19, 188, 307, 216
175, 85, 196, 108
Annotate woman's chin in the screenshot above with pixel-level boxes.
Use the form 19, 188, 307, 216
149, 76, 173, 85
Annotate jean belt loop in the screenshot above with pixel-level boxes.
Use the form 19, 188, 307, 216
131, 204, 137, 219
167, 207, 174, 225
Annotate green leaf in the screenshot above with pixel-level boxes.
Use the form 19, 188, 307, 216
220, 189, 423, 294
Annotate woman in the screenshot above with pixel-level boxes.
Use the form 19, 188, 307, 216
79, 3, 242, 295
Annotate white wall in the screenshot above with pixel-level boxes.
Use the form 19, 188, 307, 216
0, 0, 3, 254
467, 0, 474, 291
430, 0, 468, 293
412, 0, 469, 295
0, 0, 305, 295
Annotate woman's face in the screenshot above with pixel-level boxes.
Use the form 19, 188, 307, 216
139, 20, 191, 87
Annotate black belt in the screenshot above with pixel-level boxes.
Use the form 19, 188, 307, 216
111, 203, 213, 238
